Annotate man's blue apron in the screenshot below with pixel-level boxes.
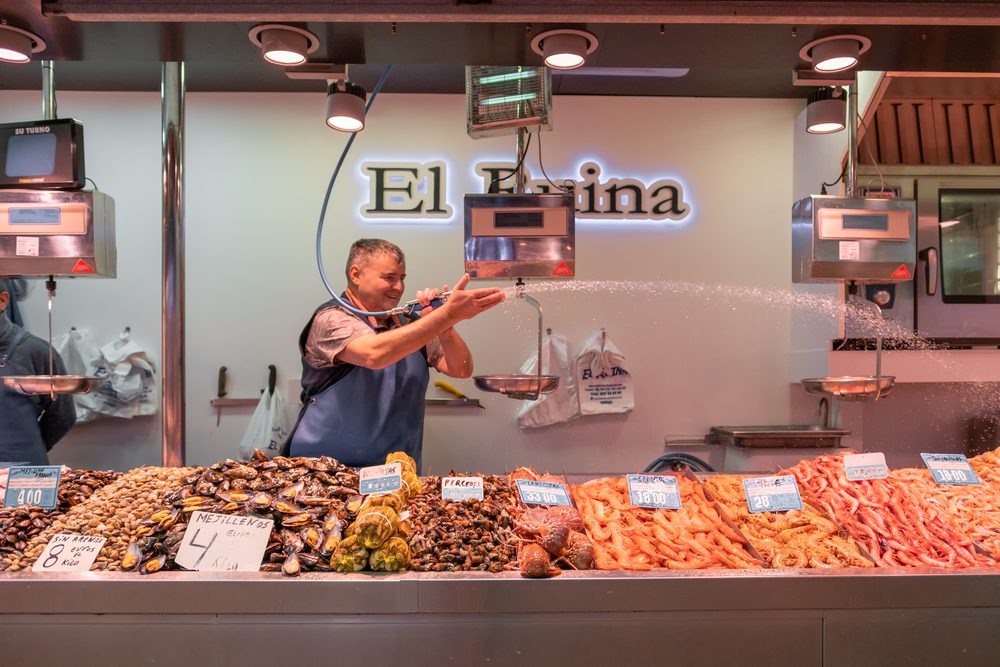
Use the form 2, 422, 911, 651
0, 330, 50, 466
286, 299, 429, 470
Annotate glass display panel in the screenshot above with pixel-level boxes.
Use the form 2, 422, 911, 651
5, 133, 57, 177
939, 189, 1000, 299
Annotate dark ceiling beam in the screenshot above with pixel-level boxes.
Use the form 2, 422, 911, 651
40, 1, 1000, 26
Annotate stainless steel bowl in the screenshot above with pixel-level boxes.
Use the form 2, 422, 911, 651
473, 374, 559, 400
801, 375, 896, 401
2, 375, 107, 396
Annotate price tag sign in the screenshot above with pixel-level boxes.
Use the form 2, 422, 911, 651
742, 475, 803, 513
174, 511, 273, 572
921, 453, 980, 486
843, 452, 888, 481
31, 534, 106, 572
441, 476, 484, 502
626, 474, 682, 510
3, 465, 62, 509
359, 462, 402, 495
515, 479, 572, 506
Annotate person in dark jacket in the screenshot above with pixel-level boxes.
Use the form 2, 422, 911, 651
0, 281, 76, 465
286, 239, 505, 470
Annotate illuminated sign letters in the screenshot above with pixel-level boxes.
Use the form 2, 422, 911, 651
361, 161, 452, 219
360, 159, 691, 223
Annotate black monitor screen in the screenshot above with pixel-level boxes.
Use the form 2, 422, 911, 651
6, 133, 58, 178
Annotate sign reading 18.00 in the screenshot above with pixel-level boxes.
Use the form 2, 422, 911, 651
3, 465, 62, 509
515, 479, 572, 507
626, 474, 682, 510
921, 453, 980, 486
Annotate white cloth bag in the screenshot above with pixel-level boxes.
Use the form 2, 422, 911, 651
516, 332, 580, 429
239, 388, 291, 460
53, 328, 102, 422
575, 329, 635, 416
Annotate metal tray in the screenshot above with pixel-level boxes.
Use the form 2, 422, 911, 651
710, 425, 850, 449
473, 374, 559, 400
2, 375, 106, 396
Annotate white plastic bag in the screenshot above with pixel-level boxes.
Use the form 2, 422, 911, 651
239, 388, 291, 460
516, 332, 580, 429
84, 329, 158, 420
575, 329, 634, 416
53, 328, 102, 422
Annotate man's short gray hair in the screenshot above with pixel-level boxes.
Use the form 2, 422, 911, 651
345, 239, 405, 281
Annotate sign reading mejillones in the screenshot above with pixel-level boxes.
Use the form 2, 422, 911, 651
359, 160, 691, 223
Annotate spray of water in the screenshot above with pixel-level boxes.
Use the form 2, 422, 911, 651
493, 279, 1000, 414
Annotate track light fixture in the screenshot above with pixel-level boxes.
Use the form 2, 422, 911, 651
248, 24, 319, 66
806, 87, 846, 134
326, 80, 367, 132
0, 22, 45, 64
530, 29, 599, 70
799, 34, 871, 73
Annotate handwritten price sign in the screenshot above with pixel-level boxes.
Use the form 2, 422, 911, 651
742, 475, 803, 513
921, 453, 980, 486
441, 476, 484, 501
174, 511, 273, 572
843, 452, 888, 481
515, 480, 572, 507
359, 462, 403, 495
32, 534, 106, 572
3, 466, 61, 509
626, 474, 682, 510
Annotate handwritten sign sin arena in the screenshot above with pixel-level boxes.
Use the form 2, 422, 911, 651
441, 476, 484, 502
514, 479, 572, 507
359, 462, 403, 495
32, 534, 106, 572
742, 475, 803, 513
3, 465, 62, 509
174, 511, 273, 572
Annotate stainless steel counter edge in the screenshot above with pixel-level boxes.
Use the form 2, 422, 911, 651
1, 568, 997, 615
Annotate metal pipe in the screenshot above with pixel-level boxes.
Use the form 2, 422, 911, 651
161, 62, 186, 467
845, 80, 858, 197
41, 61, 57, 120
514, 128, 527, 194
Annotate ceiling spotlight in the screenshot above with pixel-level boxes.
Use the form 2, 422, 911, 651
326, 81, 367, 132
0, 23, 45, 64
247, 24, 319, 66
799, 34, 871, 73
806, 87, 846, 134
530, 29, 598, 70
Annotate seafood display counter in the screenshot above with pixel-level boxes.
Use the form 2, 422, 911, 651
2, 448, 1000, 665
1, 568, 999, 665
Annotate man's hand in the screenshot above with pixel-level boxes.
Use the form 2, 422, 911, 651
417, 273, 505, 321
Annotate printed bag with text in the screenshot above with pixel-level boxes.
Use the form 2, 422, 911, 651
574, 329, 634, 416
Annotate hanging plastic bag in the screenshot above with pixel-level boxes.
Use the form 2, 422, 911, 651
239, 388, 291, 460
53, 328, 102, 422
84, 329, 159, 420
575, 328, 635, 416
516, 332, 580, 429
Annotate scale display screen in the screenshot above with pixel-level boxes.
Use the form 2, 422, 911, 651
9, 208, 61, 225
842, 213, 889, 232
0, 119, 85, 189
494, 211, 545, 229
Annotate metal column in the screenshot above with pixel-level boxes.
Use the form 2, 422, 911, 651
41, 61, 56, 120
161, 62, 185, 467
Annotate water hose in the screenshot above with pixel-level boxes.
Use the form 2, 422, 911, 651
314, 65, 446, 320
643, 453, 716, 474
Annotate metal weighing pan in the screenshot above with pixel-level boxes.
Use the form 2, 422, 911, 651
2, 375, 106, 396
474, 374, 559, 400
801, 375, 895, 401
